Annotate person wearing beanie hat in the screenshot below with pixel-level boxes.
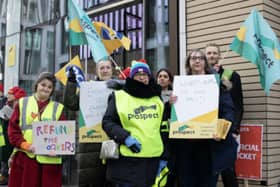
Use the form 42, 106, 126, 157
8, 72, 66, 187
0, 86, 26, 184
102, 60, 169, 187
129, 60, 151, 79
7, 86, 26, 103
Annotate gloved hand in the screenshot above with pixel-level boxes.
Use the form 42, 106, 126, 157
67, 67, 77, 83
124, 136, 141, 153
106, 79, 125, 90
157, 160, 168, 176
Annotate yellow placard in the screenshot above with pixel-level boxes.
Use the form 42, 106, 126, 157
216, 119, 232, 139
8, 45, 16, 67
169, 109, 218, 139
79, 123, 108, 143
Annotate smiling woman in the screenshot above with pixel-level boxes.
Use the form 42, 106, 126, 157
8, 72, 66, 187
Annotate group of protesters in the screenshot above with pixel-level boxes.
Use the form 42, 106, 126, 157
62, 42, 243, 187
0, 42, 243, 187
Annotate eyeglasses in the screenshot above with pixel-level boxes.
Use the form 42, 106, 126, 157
190, 56, 205, 61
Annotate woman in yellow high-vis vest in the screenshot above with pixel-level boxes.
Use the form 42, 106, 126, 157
102, 60, 169, 187
8, 72, 65, 187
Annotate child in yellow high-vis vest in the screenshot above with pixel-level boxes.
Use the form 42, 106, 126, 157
8, 72, 65, 187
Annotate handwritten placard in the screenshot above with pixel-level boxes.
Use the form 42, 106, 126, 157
169, 75, 219, 138
32, 121, 76, 155
79, 81, 111, 142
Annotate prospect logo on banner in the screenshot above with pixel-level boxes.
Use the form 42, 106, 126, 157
236, 124, 263, 180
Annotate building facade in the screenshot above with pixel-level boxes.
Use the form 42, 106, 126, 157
184, 1, 280, 186
0, 0, 280, 186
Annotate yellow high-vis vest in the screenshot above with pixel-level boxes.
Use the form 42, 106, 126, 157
0, 123, 5, 146
115, 90, 164, 157
17, 96, 64, 164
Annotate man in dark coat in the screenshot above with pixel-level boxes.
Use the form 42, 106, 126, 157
206, 43, 244, 187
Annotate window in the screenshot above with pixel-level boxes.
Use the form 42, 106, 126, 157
21, 0, 60, 27
145, 0, 169, 71
21, 27, 55, 75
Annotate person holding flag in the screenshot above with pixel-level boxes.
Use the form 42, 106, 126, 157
205, 43, 243, 187
65, 1, 131, 186
63, 58, 114, 187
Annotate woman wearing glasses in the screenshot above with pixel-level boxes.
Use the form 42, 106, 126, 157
170, 49, 236, 187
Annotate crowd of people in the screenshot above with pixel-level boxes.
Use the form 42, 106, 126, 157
0, 42, 243, 187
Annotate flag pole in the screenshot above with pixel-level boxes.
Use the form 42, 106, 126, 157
69, 46, 72, 61
109, 56, 127, 79
85, 46, 88, 80
219, 46, 230, 66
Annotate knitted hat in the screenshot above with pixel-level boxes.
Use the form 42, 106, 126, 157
8, 86, 26, 100
129, 60, 151, 78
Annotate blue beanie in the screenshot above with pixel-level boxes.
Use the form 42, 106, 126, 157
129, 60, 151, 78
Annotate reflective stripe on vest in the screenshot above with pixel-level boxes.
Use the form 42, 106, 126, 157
115, 90, 164, 157
0, 123, 5, 146
18, 96, 64, 164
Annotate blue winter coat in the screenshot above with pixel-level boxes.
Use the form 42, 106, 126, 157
211, 87, 238, 175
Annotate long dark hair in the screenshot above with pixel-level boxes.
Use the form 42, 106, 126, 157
185, 49, 211, 75
156, 68, 173, 90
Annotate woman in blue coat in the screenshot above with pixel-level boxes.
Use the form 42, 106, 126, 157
210, 79, 238, 186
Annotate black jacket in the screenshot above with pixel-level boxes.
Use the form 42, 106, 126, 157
219, 67, 244, 134
102, 78, 168, 186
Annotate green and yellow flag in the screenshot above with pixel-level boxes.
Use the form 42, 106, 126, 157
68, 0, 108, 62
230, 8, 280, 95
93, 22, 131, 54
55, 55, 85, 86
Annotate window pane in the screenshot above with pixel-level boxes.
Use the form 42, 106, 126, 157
145, 0, 169, 71
21, 0, 59, 27
24, 29, 42, 74
0, 0, 7, 17
61, 20, 69, 54
23, 27, 55, 75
